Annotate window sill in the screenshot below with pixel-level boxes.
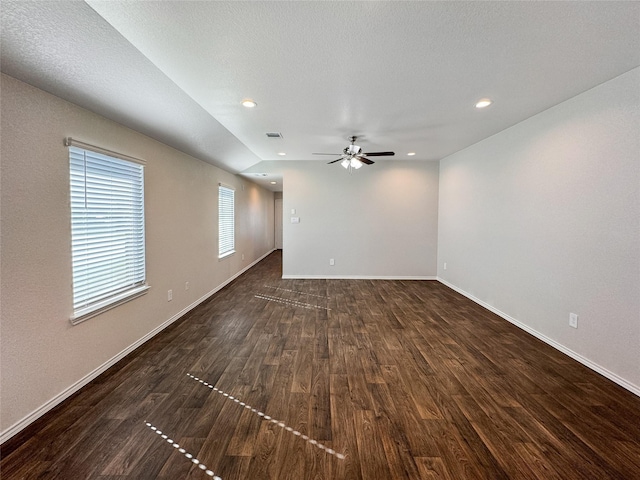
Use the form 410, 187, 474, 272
70, 285, 150, 325
218, 250, 235, 261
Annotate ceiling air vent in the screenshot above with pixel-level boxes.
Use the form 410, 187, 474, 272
265, 132, 283, 139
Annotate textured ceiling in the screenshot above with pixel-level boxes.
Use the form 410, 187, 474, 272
0, 1, 261, 174
2, 1, 639, 191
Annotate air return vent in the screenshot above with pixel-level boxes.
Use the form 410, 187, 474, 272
265, 132, 283, 138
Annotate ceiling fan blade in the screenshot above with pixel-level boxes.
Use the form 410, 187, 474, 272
327, 158, 344, 164
358, 156, 375, 165
313, 153, 341, 155
363, 151, 395, 156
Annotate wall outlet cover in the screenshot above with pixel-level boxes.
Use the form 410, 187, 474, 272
569, 313, 578, 328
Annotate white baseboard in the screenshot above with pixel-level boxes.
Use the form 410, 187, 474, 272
282, 275, 437, 280
437, 277, 640, 398
0, 249, 275, 445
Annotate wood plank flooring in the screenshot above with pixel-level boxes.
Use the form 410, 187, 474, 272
3, 250, 640, 479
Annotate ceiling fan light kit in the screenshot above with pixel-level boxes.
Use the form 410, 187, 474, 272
341, 157, 363, 172
314, 136, 395, 173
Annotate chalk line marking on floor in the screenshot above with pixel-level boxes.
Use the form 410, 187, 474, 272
187, 373, 345, 460
263, 285, 330, 299
144, 421, 222, 479
255, 294, 331, 311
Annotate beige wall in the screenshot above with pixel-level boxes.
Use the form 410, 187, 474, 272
438, 68, 640, 394
0, 74, 275, 439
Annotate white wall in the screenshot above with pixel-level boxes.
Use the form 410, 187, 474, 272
0, 74, 275, 440
438, 68, 640, 393
245, 160, 439, 278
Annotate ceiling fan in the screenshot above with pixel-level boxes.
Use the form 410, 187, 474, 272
313, 136, 395, 172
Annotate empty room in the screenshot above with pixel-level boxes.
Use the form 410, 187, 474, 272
1, 2, 639, 479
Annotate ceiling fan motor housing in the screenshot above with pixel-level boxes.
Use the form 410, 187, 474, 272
344, 144, 362, 156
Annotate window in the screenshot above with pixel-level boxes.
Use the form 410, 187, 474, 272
68, 139, 147, 324
218, 184, 235, 258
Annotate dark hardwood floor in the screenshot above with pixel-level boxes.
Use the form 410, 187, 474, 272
3, 250, 640, 479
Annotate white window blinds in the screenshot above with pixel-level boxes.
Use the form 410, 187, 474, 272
218, 184, 235, 258
69, 142, 146, 321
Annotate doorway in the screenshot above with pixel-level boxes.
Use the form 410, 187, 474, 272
274, 198, 283, 249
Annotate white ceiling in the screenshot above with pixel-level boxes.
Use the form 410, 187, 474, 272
2, 1, 639, 192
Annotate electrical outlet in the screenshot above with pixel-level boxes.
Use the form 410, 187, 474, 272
185, 282, 189, 291
329, 258, 335, 266
569, 313, 578, 328
168, 289, 173, 301
444, 262, 447, 270
242, 254, 245, 260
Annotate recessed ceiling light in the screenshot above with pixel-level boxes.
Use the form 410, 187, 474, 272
407, 152, 416, 156
255, 173, 267, 177
278, 152, 286, 156
475, 98, 492, 109
270, 181, 277, 185
242, 99, 257, 108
